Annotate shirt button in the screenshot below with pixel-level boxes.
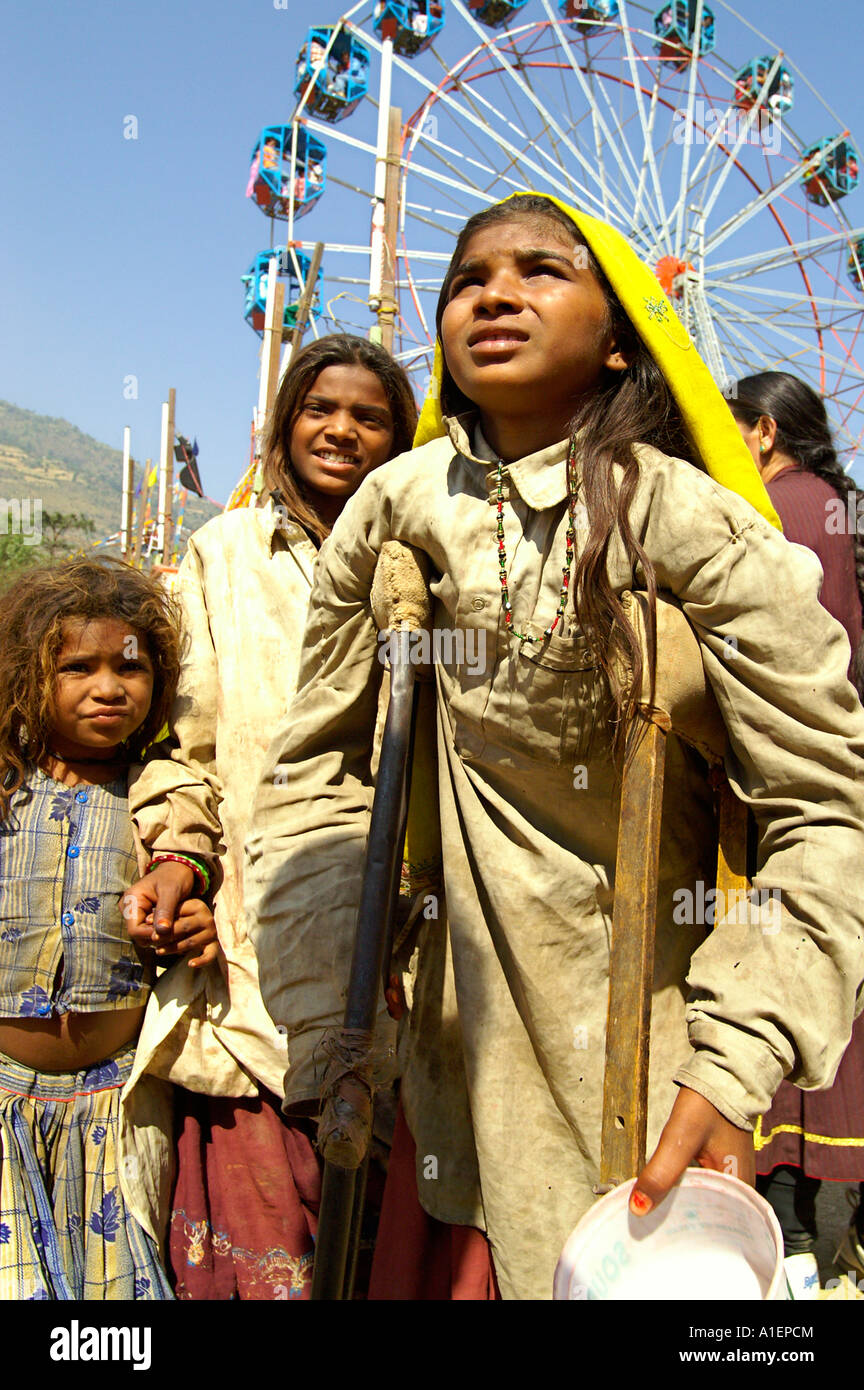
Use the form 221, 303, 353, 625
37, 1003, 51, 1017
61, 912, 74, 927
470, 597, 487, 612
75, 790, 88, 804
67, 845, 80, 859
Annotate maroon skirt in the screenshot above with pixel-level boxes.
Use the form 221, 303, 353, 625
168, 1086, 322, 1300
755, 1012, 864, 1182
368, 1103, 499, 1300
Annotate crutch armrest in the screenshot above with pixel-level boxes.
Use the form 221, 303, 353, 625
619, 590, 727, 764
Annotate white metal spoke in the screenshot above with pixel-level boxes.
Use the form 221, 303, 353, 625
449, 0, 637, 225
615, 0, 674, 256
710, 228, 864, 280
704, 279, 863, 317
702, 142, 849, 259
710, 290, 864, 381
672, 0, 705, 260
540, 0, 640, 232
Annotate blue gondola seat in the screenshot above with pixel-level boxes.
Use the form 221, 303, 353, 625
295, 27, 370, 123
848, 236, 864, 291
242, 248, 323, 338
247, 124, 327, 221
373, 1, 445, 56
801, 138, 860, 206
733, 56, 793, 115
467, 0, 531, 31
558, 0, 619, 34
653, 1, 715, 69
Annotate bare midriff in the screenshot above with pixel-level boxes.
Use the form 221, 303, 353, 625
0, 1006, 146, 1073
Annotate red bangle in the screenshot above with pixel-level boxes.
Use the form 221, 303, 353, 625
149, 852, 210, 895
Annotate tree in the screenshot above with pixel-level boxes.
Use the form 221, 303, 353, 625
0, 511, 97, 593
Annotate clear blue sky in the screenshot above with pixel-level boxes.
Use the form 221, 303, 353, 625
3, 0, 863, 502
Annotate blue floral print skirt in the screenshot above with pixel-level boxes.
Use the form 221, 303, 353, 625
0, 1046, 173, 1300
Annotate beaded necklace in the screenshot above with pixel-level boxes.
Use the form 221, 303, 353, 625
494, 438, 580, 644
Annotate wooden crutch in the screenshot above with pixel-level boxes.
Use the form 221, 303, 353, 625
600, 591, 749, 1187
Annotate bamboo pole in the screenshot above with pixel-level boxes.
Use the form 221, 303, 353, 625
378, 107, 402, 353
287, 241, 324, 367
131, 459, 152, 569
258, 255, 283, 425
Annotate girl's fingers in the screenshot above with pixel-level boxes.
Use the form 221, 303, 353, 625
186, 941, 220, 968
148, 862, 196, 936
630, 1086, 753, 1215
174, 925, 218, 952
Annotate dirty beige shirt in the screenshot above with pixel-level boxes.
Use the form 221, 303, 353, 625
121, 500, 317, 1243
246, 419, 864, 1300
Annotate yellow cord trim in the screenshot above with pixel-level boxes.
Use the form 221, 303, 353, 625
754, 1113, 864, 1151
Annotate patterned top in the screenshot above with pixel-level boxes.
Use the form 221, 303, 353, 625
0, 768, 152, 1017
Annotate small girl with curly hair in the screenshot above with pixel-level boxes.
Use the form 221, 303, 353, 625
0, 556, 215, 1300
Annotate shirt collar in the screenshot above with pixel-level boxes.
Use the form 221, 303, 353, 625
445, 413, 574, 509
261, 494, 320, 555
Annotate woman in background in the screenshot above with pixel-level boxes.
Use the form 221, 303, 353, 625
732, 370, 864, 1297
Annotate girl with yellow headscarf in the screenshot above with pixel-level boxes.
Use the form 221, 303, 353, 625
246, 193, 864, 1301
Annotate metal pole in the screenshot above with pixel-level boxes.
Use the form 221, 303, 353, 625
311, 651, 418, 1300
120, 426, 133, 557
368, 31, 394, 318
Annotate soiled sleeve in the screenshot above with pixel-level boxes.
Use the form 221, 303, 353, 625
244, 477, 393, 1108
128, 536, 225, 877
638, 457, 864, 1128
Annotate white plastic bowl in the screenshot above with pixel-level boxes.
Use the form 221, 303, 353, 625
554, 1170, 786, 1300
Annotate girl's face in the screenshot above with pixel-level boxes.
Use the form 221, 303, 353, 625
51, 618, 154, 756
289, 363, 395, 505
441, 215, 625, 427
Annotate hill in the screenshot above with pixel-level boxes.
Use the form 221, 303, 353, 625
0, 400, 222, 556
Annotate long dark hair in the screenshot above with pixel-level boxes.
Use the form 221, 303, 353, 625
730, 370, 864, 696
262, 334, 418, 544
436, 195, 697, 757
0, 557, 182, 822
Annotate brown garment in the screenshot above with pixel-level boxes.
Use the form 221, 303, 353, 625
369, 1104, 499, 1301
767, 468, 862, 668
755, 467, 864, 1180
169, 1088, 320, 1300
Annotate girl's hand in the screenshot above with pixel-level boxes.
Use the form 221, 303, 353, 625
629, 1085, 755, 1215
143, 900, 218, 967
167, 898, 220, 969
121, 861, 196, 948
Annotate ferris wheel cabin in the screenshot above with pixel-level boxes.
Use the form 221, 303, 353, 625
247, 125, 327, 221
653, 2, 715, 69
848, 237, 864, 291
295, 27, 370, 122
801, 138, 860, 206
373, 2, 445, 56
558, 0, 620, 34
733, 56, 794, 115
467, 0, 531, 30
242, 248, 323, 337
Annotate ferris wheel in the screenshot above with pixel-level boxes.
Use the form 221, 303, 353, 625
242, 0, 864, 466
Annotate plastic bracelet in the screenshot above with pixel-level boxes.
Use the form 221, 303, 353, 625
149, 852, 211, 895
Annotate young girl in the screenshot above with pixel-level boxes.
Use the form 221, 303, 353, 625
244, 194, 864, 1301
0, 556, 215, 1300
122, 334, 417, 1299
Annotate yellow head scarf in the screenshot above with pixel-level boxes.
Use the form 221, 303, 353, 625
415, 191, 781, 531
